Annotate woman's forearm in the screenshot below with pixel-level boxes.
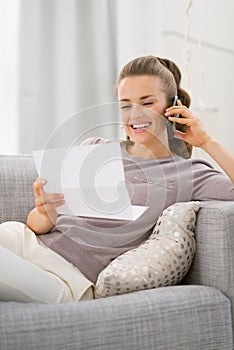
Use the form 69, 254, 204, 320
201, 137, 234, 184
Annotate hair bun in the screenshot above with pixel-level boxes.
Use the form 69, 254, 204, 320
157, 58, 181, 88
177, 86, 191, 108
157, 57, 190, 108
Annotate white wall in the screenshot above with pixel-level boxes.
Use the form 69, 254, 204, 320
116, 0, 163, 71
161, 0, 234, 161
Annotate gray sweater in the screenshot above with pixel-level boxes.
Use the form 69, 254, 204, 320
39, 139, 234, 282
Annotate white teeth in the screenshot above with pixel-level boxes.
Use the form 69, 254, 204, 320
132, 123, 151, 129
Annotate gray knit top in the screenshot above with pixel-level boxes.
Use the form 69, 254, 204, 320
39, 138, 234, 282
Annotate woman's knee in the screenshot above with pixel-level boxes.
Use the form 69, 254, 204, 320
0, 221, 26, 232
0, 221, 27, 254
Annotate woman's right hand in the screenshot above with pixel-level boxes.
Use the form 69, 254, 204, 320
33, 177, 65, 222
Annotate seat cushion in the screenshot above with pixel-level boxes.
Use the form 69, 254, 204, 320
0, 285, 232, 350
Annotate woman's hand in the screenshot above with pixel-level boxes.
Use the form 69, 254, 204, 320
165, 99, 211, 148
165, 100, 234, 184
33, 177, 65, 221
26, 177, 65, 234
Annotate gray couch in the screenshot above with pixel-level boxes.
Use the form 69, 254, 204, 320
0, 154, 234, 350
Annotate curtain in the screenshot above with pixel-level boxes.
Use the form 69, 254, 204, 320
0, 0, 19, 154
17, 0, 117, 154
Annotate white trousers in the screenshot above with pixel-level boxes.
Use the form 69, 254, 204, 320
0, 221, 94, 303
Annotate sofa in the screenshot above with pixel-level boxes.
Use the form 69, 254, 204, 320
0, 154, 234, 350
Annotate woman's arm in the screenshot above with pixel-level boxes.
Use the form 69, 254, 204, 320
27, 178, 65, 234
165, 101, 234, 184
200, 138, 234, 184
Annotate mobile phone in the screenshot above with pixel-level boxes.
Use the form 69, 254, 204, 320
172, 95, 178, 108
170, 95, 180, 132
165, 95, 180, 137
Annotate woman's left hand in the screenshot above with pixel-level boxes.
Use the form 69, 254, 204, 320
165, 99, 211, 148
165, 100, 234, 184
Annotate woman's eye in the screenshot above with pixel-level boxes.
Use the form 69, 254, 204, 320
143, 101, 153, 106
120, 104, 132, 110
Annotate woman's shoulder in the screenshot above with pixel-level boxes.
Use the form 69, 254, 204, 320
174, 154, 215, 169
190, 157, 218, 171
180, 156, 228, 179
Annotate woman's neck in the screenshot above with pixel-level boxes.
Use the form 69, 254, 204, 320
126, 141, 172, 159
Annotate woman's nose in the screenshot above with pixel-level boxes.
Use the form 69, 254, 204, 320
120, 103, 148, 124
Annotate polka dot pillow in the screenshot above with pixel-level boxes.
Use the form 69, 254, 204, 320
95, 201, 200, 298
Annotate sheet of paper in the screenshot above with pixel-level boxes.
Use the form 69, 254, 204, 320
33, 143, 148, 220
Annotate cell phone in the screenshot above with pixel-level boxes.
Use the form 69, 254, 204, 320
170, 95, 180, 132
165, 95, 180, 137
172, 95, 178, 108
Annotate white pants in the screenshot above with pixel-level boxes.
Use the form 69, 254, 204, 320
0, 221, 94, 303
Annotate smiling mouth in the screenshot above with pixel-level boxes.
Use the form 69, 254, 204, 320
131, 122, 152, 130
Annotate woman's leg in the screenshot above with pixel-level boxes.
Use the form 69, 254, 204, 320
0, 221, 93, 303
0, 244, 72, 303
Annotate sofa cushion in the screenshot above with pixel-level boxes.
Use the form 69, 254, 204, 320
95, 201, 200, 298
0, 155, 37, 223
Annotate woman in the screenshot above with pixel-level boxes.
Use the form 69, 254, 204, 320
1, 55, 234, 303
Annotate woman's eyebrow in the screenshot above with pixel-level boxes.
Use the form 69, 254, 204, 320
139, 95, 157, 100
119, 95, 157, 102
119, 98, 131, 102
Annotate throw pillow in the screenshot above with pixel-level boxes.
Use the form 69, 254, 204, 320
95, 201, 200, 298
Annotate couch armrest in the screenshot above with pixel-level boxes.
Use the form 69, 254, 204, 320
0, 155, 37, 223
184, 201, 234, 309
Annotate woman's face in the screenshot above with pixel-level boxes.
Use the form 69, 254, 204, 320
117, 75, 168, 146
